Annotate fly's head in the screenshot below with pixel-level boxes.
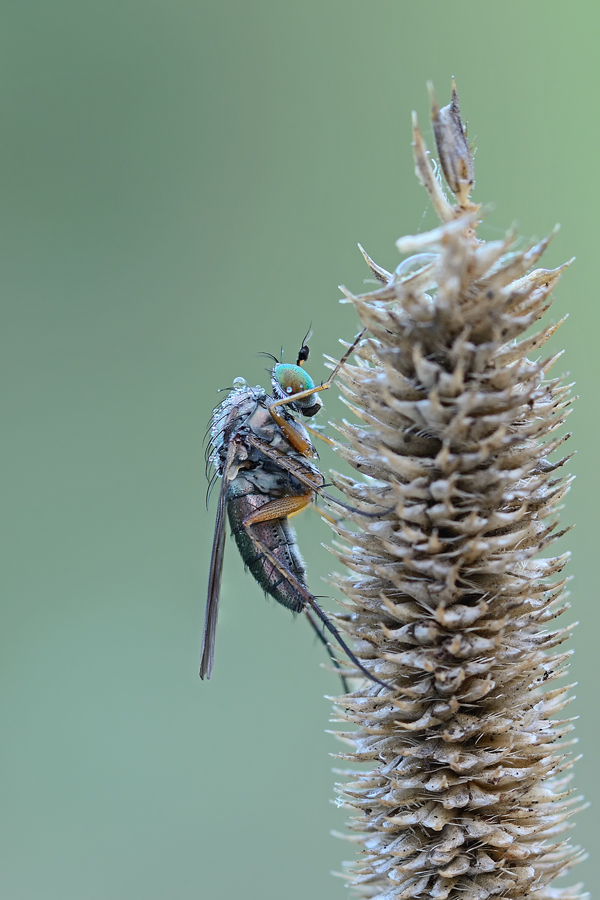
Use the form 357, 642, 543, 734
270, 339, 323, 418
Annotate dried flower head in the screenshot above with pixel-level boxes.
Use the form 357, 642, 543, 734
328, 84, 586, 900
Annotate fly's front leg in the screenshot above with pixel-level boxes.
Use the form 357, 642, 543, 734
268, 327, 367, 446
267, 406, 315, 457
264, 412, 336, 459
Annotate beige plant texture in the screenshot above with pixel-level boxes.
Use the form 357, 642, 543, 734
328, 83, 587, 900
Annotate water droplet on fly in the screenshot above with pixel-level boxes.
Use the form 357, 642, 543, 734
232, 377, 247, 389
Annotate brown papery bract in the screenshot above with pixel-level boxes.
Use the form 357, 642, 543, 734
327, 83, 587, 900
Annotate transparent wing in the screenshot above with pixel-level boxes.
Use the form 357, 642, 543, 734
199, 473, 228, 679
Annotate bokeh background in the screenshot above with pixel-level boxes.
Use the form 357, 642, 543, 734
1, 2, 597, 898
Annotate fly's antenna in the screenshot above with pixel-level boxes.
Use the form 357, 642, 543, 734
296, 323, 312, 366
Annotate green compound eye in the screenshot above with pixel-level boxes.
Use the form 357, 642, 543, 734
273, 364, 315, 397
271, 363, 323, 417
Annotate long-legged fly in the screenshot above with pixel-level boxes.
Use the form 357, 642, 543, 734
200, 329, 390, 691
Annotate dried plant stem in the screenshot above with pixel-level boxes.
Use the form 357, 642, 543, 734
328, 83, 586, 900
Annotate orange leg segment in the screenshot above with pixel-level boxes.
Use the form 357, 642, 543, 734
242, 492, 313, 526
267, 408, 315, 456
268, 327, 367, 448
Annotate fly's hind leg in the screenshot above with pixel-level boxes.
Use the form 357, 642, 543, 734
242, 497, 392, 692
304, 608, 350, 693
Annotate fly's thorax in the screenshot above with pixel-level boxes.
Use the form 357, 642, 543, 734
243, 402, 280, 444
208, 384, 266, 475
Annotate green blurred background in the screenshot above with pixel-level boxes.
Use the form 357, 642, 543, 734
1, 1, 596, 897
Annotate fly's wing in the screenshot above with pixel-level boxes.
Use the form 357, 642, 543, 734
199, 468, 228, 680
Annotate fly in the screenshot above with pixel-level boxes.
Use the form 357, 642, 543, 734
200, 329, 390, 691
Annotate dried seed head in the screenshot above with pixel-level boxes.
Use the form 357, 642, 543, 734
430, 79, 475, 208
328, 85, 586, 900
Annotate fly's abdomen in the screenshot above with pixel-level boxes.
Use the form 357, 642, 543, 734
227, 494, 306, 613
